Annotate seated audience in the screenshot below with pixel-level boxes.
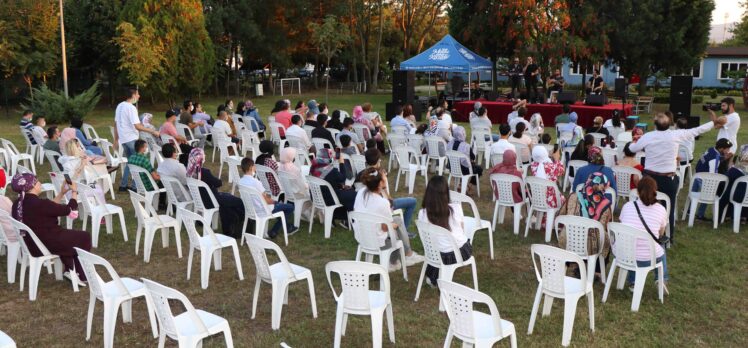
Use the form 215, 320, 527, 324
692, 138, 733, 220
327, 110, 344, 131
573, 146, 617, 192
509, 122, 533, 163
32, 116, 47, 142
570, 134, 595, 162
490, 124, 516, 158
160, 110, 194, 161
310, 147, 357, 228
239, 158, 298, 238
448, 126, 483, 194
720, 151, 748, 221
353, 105, 386, 153
311, 114, 336, 146
554, 103, 572, 124
44, 126, 61, 153
20, 110, 36, 145
489, 150, 524, 204
255, 140, 282, 198
390, 106, 413, 134
157, 143, 188, 200
530, 145, 565, 209
70, 118, 103, 156
128, 139, 161, 191
286, 114, 312, 150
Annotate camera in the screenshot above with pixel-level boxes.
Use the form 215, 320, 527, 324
702, 102, 721, 112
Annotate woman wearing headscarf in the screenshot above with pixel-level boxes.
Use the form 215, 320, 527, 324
489, 149, 524, 204
310, 147, 357, 227
558, 171, 613, 279
572, 146, 617, 193
185, 148, 245, 238
530, 145, 565, 209
11, 173, 90, 284
720, 151, 748, 220
528, 113, 545, 142
448, 126, 483, 194
352, 105, 386, 153
255, 140, 281, 198
423, 115, 448, 156
242, 99, 265, 133
278, 147, 309, 199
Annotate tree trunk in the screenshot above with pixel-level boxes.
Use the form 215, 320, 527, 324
234, 45, 241, 96
225, 38, 233, 98
638, 76, 647, 97
326, 56, 331, 102
371, 0, 384, 92
490, 54, 497, 93
314, 54, 320, 90
24, 75, 33, 99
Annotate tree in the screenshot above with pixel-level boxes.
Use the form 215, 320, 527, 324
309, 15, 351, 101
112, 20, 165, 89
396, 0, 448, 59
525, 0, 571, 85
724, 1, 748, 47
0, 0, 60, 97
21, 81, 101, 124
564, 0, 610, 93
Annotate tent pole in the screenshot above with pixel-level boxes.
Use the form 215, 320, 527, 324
428, 72, 431, 97
468, 72, 472, 100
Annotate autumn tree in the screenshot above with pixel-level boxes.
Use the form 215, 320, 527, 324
309, 15, 351, 101
396, 0, 449, 59
564, 0, 609, 90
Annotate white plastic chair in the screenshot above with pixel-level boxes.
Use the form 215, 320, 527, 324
528, 244, 594, 347
450, 190, 494, 259
0, 210, 20, 284
238, 185, 289, 246
179, 208, 243, 289
602, 222, 665, 312
82, 123, 107, 145
326, 261, 394, 348
350, 211, 407, 281
629, 189, 672, 242
612, 165, 641, 206
176, 123, 201, 148
45, 149, 63, 173
77, 183, 127, 248
602, 147, 618, 167
349, 154, 367, 177
352, 123, 372, 145
303, 125, 315, 139
512, 143, 532, 167
446, 150, 480, 197
616, 131, 633, 144
524, 176, 563, 242
141, 278, 234, 348
277, 168, 311, 228
470, 127, 493, 168
393, 147, 427, 195
306, 175, 344, 239
99, 140, 127, 183
720, 176, 748, 233
1, 138, 35, 176
554, 215, 607, 284
128, 164, 165, 209
225, 156, 242, 194
490, 173, 526, 235
256, 164, 284, 202
268, 122, 287, 149
0, 330, 15, 348
677, 144, 694, 190
9, 218, 67, 300
245, 233, 317, 330
75, 248, 158, 348
438, 279, 517, 348
588, 132, 606, 147
27, 129, 47, 164
682, 172, 728, 229
407, 133, 424, 154
130, 191, 182, 263
424, 136, 447, 175
311, 137, 334, 153
285, 134, 310, 154
563, 160, 588, 192
386, 133, 408, 171
241, 129, 261, 160
214, 132, 241, 179
414, 220, 478, 308
160, 175, 194, 225
390, 125, 408, 136
185, 178, 220, 231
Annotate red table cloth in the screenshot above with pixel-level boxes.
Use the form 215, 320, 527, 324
454, 101, 633, 128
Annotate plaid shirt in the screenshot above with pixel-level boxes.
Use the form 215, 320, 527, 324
128, 152, 155, 191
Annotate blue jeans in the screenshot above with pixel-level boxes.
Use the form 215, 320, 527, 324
627, 254, 669, 284
119, 140, 136, 189
392, 197, 416, 231
269, 203, 295, 237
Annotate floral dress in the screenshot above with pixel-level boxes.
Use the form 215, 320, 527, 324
530, 161, 565, 208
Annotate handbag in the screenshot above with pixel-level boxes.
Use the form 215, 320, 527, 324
633, 201, 670, 246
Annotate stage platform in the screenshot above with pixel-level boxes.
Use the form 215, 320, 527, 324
454, 101, 633, 128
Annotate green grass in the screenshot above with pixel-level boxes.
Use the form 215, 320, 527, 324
0, 93, 746, 347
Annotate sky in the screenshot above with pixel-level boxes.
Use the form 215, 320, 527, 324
713, 0, 743, 24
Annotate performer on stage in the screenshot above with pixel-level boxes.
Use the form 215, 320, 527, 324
547, 68, 565, 99
524, 56, 540, 103
586, 69, 605, 95
508, 57, 523, 98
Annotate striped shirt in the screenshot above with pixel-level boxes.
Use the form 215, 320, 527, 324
619, 201, 666, 260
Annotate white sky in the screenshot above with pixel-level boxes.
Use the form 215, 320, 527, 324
713, 0, 744, 24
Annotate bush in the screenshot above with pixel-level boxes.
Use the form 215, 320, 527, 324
21, 81, 101, 124
651, 93, 703, 104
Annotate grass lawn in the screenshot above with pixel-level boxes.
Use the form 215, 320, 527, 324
0, 92, 746, 347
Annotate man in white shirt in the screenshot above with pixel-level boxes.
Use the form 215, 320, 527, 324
213, 110, 239, 143
389, 106, 413, 134
114, 86, 159, 191
490, 124, 516, 157
238, 158, 298, 238
157, 143, 188, 200
31, 116, 48, 142
286, 114, 311, 146
710, 97, 740, 154
628, 112, 725, 242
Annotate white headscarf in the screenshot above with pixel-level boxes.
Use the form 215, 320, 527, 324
532, 145, 552, 179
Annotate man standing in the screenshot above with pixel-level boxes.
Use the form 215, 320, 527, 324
508, 57, 523, 98
710, 97, 740, 155
523, 56, 540, 103
586, 70, 605, 95
114, 87, 159, 191
628, 112, 725, 243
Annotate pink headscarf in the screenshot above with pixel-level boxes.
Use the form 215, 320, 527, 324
59, 128, 78, 155
352, 105, 365, 122
279, 147, 298, 173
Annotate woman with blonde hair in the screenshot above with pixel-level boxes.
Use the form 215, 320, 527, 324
59, 138, 108, 203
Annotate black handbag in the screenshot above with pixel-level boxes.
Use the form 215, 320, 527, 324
633, 201, 670, 246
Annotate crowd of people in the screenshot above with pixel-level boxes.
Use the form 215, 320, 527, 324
3, 86, 744, 319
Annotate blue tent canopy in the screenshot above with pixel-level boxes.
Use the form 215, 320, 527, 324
399, 34, 493, 72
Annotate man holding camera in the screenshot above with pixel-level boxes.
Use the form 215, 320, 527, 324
708, 97, 740, 155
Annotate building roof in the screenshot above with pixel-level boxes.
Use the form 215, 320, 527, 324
705, 46, 748, 57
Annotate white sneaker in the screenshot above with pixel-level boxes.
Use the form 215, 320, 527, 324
404, 252, 425, 267
64, 271, 87, 287
388, 260, 402, 272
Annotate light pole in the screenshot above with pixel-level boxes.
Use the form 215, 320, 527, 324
59, 0, 69, 98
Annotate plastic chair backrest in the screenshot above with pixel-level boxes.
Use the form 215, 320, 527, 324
15, 165, 32, 174
449, 190, 482, 221
513, 143, 531, 164
82, 124, 101, 140
10, 217, 53, 259
325, 260, 389, 312
588, 132, 606, 146
255, 164, 281, 196
277, 168, 308, 201
416, 220, 463, 266
490, 152, 503, 167
607, 222, 656, 268
129, 190, 162, 226
554, 215, 605, 256
446, 150, 470, 177
128, 164, 158, 195
349, 211, 395, 251
179, 208, 220, 247
306, 175, 341, 209
391, 125, 408, 136
185, 178, 219, 213
438, 279, 505, 339
692, 172, 728, 201
244, 233, 294, 282
602, 147, 618, 167
525, 176, 560, 210
395, 148, 417, 169
407, 134, 424, 153
269, 122, 284, 143
490, 173, 525, 205
425, 136, 445, 159
1, 139, 21, 156
612, 165, 641, 195
77, 182, 108, 213
285, 134, 308, 152
142, 278, 208, 339
352, 124, 371, 143
388, 134, 407, 149
160, 175, 192, 206
531, 244, 586, 297
349, 154, 367, 175
75, 248, 129, 300
237, 185, 265, 221
176, 123, 195, 141
311, 138, 333, 151
731, 176, 748, 205
44, 150, 62, 172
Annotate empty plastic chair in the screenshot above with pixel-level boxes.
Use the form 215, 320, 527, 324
326, 261, 394, 348
393, 147, 427, 195
450, 190, 493, 259
180, 208, 243, 289
245, 233, 317, 330
77, 183, 127, 248
528, 244, 594, 347
130, 191, 182, 263
720, 176, 748, 233
142, 278, 234, 348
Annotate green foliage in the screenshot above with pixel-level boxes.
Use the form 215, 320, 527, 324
112, 20, 165, 89
21, 81, 102, 124
64, 0, 123, 78
723, 1, 748, 47
651, 92, 703, 104
721, 70, 746, 90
